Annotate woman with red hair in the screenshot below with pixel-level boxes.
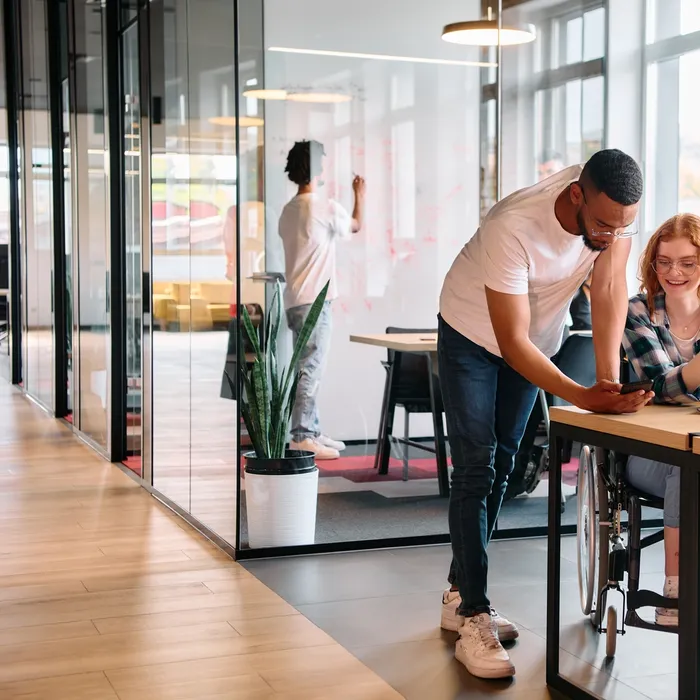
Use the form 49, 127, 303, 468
623, 213, 700, 627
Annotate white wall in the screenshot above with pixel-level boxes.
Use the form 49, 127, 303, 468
261, 0, 482, 441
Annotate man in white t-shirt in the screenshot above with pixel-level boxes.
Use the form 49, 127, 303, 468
279, 140, 365, 460
437, 149, 653, 679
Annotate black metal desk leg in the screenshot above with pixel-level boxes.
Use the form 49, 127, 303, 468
678, 462, 700, 700
374, 363, 392, 471
546, 430, 564, 687
378, 353, 401, 475
427, 353, 449, 498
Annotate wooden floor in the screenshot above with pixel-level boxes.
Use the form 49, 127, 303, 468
0, 382, 402, 700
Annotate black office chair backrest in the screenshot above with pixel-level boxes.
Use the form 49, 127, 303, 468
386, 326, 437, 403
551, 334, 596, 407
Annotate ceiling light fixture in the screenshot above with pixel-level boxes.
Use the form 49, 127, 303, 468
268, 46, 496, 68
441, 9, 535, 46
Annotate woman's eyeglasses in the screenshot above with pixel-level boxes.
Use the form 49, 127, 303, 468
652, 259, 698, 275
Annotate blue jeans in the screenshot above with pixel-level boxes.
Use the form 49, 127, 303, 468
286, 301, 332, 442
438, 316, 539, 616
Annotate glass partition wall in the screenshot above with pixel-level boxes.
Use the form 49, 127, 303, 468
235, 0, 488, 554
1, 0, 671, 560
231, 0, 663, 557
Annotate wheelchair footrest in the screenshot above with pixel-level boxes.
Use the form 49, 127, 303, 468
627, 589, 678, 610
625, 609, 679, 635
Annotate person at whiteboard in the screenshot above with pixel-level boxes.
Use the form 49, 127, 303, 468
279, 139, 365, 460
437, 149, 651, 679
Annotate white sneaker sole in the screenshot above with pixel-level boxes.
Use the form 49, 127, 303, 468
455, 642, 515, 679
441, 607, 520, 641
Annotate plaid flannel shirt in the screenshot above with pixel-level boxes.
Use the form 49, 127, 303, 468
623, 292, 700, 404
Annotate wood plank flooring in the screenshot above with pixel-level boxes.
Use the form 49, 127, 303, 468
0, 382, 402, 699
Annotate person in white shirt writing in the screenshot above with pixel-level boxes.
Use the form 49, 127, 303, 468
279, 140, 365, 460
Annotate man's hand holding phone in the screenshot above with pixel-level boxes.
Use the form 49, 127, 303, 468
574, 379, 654, 414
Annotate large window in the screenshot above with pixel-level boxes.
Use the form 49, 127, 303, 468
645, 1, 700, 232
496, 1, 605, 199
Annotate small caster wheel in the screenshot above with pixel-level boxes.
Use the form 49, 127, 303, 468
605, 606, 617, 658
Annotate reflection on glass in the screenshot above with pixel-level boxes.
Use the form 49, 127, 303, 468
73, 0, 110, 448
188, 0, 239, 541
20, 0, 54, 410
149, 0, 240, 535
152, 0, 192, 510
236, 0, 484, 548
123, 23, 142, 474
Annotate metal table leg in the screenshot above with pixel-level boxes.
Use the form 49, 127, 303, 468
678, 461, 700, 699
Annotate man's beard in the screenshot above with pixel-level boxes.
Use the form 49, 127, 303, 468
577, 211, 609, 252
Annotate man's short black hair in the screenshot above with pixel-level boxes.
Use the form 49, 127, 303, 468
285, 140, 326, 186
580, 148, 643, 206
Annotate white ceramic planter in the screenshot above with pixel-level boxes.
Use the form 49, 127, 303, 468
245, 468, 319, 548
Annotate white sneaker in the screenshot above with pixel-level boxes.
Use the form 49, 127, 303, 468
656, 576, 678, 627
318, 435, 346, 451
290, 438, 339, 461
455, 612, 515, 679
441, 590, 519, 641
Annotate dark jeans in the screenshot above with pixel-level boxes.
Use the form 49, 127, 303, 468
438, 316, 539, 616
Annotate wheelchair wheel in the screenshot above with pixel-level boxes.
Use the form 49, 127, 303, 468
590, 450, 610, 628
606, 606, 617, 658
577, 445, 598, 615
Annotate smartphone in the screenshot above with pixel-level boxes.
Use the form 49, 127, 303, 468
620, 380, 653, 395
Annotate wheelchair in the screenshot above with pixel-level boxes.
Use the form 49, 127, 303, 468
576, 443, 678, 657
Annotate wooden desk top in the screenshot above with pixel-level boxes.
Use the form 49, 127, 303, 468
350, 329, 589, 354
550, 404, 700, 451
350, 333, 437, 353
692, 434, 700, 456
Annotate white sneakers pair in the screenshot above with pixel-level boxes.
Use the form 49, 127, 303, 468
290, 435, 346, 460
441, 589, 518, 679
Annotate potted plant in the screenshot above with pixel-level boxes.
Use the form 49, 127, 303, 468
230, 280, 329, 548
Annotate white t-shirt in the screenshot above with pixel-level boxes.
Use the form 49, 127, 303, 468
278, 192, 352, 310
440, 165, 599, 359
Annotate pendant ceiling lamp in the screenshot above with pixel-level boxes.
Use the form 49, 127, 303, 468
442, 8, 535, 46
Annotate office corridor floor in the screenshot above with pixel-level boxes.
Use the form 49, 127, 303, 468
0, 382, 398, 699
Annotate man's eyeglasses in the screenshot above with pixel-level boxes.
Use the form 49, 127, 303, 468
652, 259, 698, 276
579, 184, 638, 238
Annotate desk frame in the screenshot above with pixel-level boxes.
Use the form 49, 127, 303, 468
546, 422, 700, 700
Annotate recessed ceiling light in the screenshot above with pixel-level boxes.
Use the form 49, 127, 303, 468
287, 92, 352, 104
268, 46, 496, 68
243, 89, 289, 100
208, 116, 264, 127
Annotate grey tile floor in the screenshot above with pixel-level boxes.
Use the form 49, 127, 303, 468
244, 537, 678, 700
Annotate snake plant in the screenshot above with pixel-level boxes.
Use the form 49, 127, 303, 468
230, 280, 329, 459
